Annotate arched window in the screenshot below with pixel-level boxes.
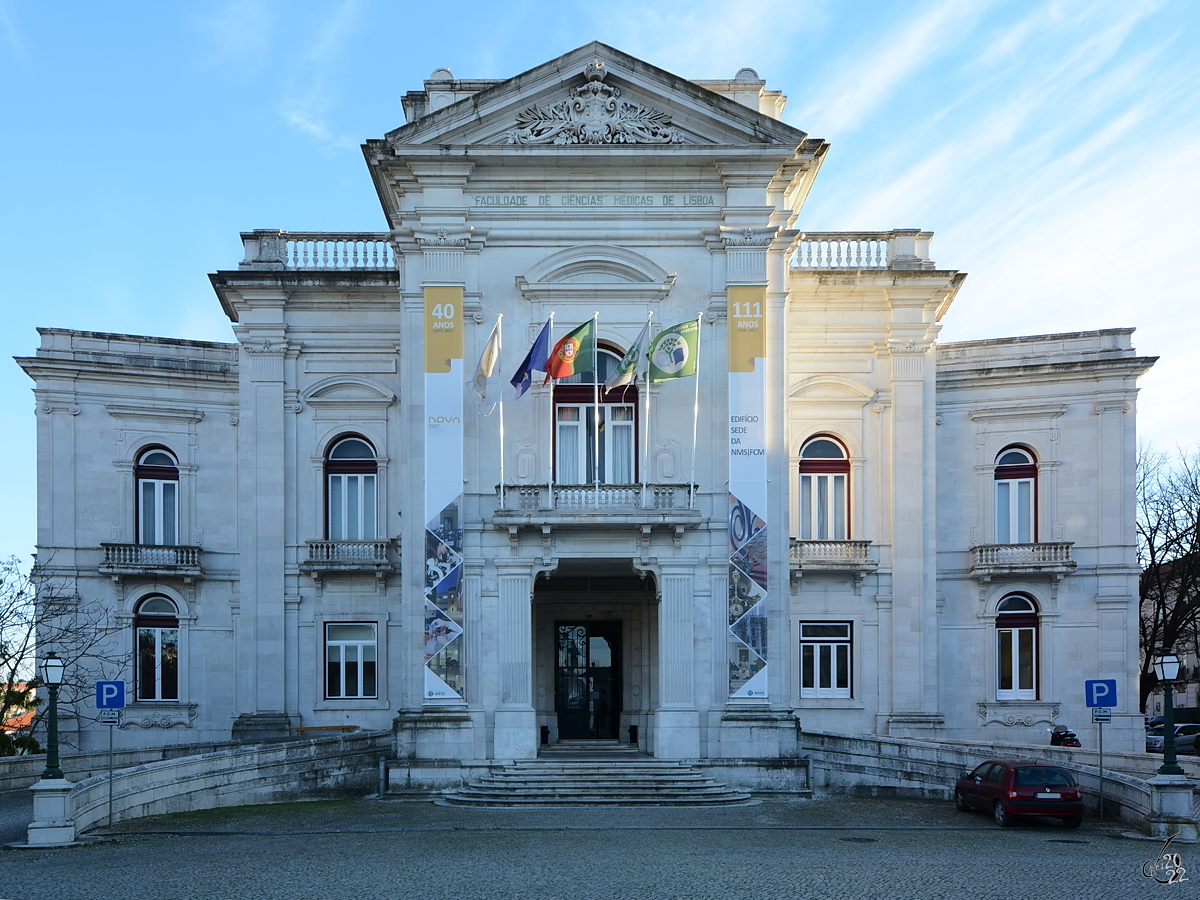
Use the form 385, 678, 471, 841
799, 437, 849, 540
326, 437, 377, 541
135, 595, 179, 701
995, 447, 1037, 544
136, 448, 178, 546
996, 595, 1038, 700
555, 348, 638, 485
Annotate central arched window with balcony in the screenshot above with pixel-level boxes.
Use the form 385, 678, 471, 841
136, 448, 179, 546
995, 447, 1037, 544
326, 437, 377, 541
799, 437, 849, 540
135, 595, 179, 701
555, 348, 637, 485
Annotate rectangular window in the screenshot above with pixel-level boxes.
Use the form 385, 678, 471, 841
556, 404, 635, 484
800, 622, 851, 699
328, 474, 377, 541
995, 478, 1033, 544
136, 626, 179, 701
139, 480, 178, 546
325, 623, 378, 699
801, 474, 847, 540
997, 626, 1036, 699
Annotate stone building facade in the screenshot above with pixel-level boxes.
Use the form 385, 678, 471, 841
17, 43, 1154, 769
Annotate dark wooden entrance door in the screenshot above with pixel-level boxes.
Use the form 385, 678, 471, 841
555, 621, 621, 740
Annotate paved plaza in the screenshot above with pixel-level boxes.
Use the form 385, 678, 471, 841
0, 792, 1191, 899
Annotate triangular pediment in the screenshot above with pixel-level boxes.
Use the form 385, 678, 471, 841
382, 42, 808, 149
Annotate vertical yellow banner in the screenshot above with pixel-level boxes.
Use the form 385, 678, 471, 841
727, 285, 766, 373
425, 286, 464, 374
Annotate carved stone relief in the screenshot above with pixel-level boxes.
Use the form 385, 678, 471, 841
505, 59, 684, 145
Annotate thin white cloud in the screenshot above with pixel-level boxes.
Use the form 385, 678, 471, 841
277, 0, 364, 151
0, 0, 27, 60
794, 0, 989, 136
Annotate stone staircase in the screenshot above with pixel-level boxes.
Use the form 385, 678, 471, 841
440, 741, 753, 807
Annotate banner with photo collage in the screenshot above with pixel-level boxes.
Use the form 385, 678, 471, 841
727, 285, 769, 700
423, 286, 465, 702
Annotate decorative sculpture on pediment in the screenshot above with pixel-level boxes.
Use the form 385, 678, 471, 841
505, 59, 683, 145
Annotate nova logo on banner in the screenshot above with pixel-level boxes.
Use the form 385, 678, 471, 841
424, 286, 466, 702
727, 285, 769, 700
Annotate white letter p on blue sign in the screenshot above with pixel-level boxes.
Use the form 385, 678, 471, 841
1085, 679, 1117, 708
96, 680, 126, 709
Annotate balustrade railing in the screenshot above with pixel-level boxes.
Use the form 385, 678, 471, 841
239, 230, 395, 270
285, 234, 394, 269
792, 229, 934, 270
305, 541, 391, 563
790, 540, 874, 565
101, 544, 202, 568
970, 543, 1074, 568
794, 235, 888, 269
497, 483, 695, 512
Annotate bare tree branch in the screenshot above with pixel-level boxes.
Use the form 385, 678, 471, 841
0, 554, 126, 754
1139, 445, 1200, 712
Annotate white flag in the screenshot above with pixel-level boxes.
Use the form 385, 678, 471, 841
604, 320, 650, 390
473, 319, 501, 400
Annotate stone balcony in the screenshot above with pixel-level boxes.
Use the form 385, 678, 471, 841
969, 542, 1075, 581
492, 483, 702, 537
100, 543, 203, 583
301, 540, 395, 582
792, 229, 936, 271
789, 539, 877, 582
238, 229, 395, 271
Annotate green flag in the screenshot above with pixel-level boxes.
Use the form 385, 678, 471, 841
648, 318, 700, 383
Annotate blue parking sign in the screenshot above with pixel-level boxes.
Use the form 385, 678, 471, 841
95, 681, 126, 709
1085, 679, 1117, 708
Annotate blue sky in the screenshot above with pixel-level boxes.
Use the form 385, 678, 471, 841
1, 0, 1197, 559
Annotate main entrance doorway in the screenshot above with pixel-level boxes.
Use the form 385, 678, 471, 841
555, 621, 622, 740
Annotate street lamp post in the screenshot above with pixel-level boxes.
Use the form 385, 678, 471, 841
1155, 648, 1184, 777
39, 651, 65, 781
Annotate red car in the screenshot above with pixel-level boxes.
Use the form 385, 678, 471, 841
954, 759, 1083, 828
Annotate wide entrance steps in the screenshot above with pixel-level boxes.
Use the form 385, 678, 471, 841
440, 743, 753, 807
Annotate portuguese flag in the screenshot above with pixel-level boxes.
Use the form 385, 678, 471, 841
544, 319, 596, 380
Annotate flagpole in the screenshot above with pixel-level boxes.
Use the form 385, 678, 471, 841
592, 312, 600, 508
547, 312, 555, 504
689, 313, 702, 509
496, 314, 505, 509
641, 312, 651, 509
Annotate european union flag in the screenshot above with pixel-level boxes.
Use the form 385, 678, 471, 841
510, 318, 551, 399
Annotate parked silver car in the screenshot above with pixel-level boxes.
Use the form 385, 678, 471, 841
1146, 723, 1200, 754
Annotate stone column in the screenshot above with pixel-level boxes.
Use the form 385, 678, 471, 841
231, 307, 292, 741
655, 566, 700, 759
494, 566, 537, 759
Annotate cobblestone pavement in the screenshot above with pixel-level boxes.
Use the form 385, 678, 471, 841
0, 796, 1191, 900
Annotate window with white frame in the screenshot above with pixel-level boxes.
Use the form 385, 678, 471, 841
996, 595, 1038, 700
800, 622, 852, 699
136, 448, 179, 546
994, 447, 1036, 544
326, 437, 377, 541
799, 437, 849, 540
555, 349, 638, 485
135, 595, 179, 701
325, 623, 378, 699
